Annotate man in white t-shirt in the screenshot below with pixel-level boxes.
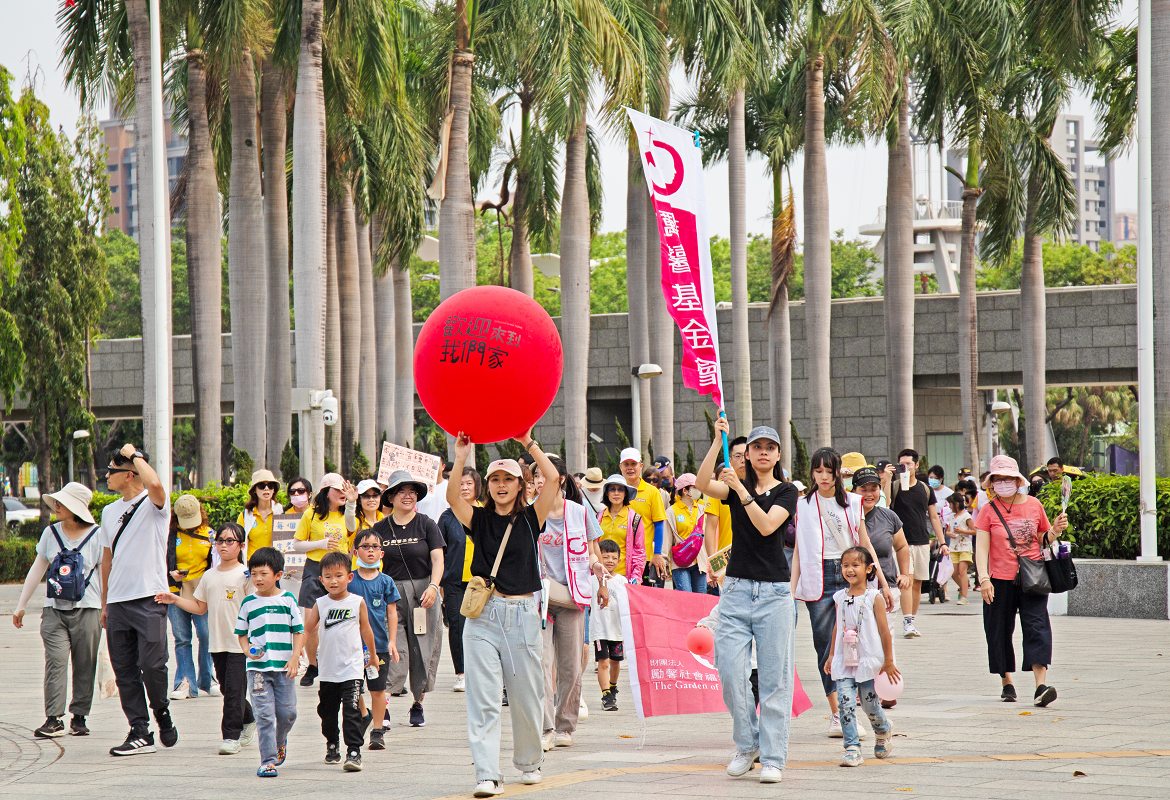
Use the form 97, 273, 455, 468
415, 461, 451, 523
99, 443, 176, 756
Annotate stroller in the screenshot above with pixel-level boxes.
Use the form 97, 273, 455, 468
925, 545, 950, 604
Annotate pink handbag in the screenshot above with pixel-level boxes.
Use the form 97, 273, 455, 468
671, 533, 704, 569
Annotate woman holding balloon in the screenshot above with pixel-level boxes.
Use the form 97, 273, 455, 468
695, 420, 799, 785
448, 430, 561, 797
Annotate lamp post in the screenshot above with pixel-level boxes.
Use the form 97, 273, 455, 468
630, 363, 662, 454
68, 430, 91, 484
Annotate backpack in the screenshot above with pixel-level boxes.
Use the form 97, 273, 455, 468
46, 524, 99, 603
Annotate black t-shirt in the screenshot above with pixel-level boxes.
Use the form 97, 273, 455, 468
725, 482, 799, 582
468, 505, 541, 596
374, 513, 445, 583
891, 481, 935, 546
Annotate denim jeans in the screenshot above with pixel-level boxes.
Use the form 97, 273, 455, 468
714, 576, 795, 770
169, 603, 212, 693
672, 564, 707, 594
836, 677, 890, 749
804, 559, 847, 697
248, 670, 298, 767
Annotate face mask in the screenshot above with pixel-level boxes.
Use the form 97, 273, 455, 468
993, 479, 1018, 499
928, 478, 941, 489
357, 559, 380, 570
290, 493, 309, 509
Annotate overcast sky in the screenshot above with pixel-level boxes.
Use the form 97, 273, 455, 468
2, 3, 1138, 242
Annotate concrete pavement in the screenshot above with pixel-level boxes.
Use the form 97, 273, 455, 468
1, 584, 1168, 799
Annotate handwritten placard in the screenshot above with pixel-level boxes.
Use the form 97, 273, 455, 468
377, 441, 442, 488
706, 544, 731, 581
270, 514, 305, 581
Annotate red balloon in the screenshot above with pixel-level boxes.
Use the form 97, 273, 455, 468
413, 286, 563, 443
686, 625, 715, 656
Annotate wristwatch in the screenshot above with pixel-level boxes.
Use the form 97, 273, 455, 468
132, 450, 146, 462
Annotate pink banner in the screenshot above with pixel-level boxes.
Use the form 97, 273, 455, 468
628, 108, 725, 408
618, 583, 813, 720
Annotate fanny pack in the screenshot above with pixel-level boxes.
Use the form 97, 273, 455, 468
671, 533, 704, 569
460, 520, 513, 619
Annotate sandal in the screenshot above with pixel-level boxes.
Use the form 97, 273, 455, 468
257, 764, 278, 778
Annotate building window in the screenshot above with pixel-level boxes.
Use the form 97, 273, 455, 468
1066, 119, 1078, 136
1067, 138, 1077, 152
1068, 157, 1078, 173
113, 206, 120, 214
110, 185, 119, 194
107, 164, 117, 172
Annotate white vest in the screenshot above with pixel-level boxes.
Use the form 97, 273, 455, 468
794, 492, 862, 601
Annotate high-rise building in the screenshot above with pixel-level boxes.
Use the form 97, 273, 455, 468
101, 105, 187, 239
1113, 211, 1137, 244
1051, 114, 1113, 252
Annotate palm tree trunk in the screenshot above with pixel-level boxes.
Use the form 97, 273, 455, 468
646, 79, 672, 461
126, 0, 172, 466
768, 170, 792, 474
1020, 171, 1048, 469
958, 141, 983, 471
292, 0, 328, 480
393, 263, 415, 446
228, 50, 268, 465
185, 49, 223, 485
338, 186, 361, 474
356, 215, 377, 460
728, 87, 752, 431
1153, 3, 1170, 474
884, 76, 915, 451
262, 64, 292, 475
626, 142, 652, 452
508, 94, 534, 295
561, 116, 591, 470
441, 44, 477, 301
373, 219, 396, 444
803, 55, 832, 445
326, 200, 341, 467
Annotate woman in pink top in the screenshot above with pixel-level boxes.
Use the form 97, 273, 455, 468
974, 455, 1067, 707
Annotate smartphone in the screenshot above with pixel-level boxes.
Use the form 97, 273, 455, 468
896, 464, 907, 474
413, 606, 427, 635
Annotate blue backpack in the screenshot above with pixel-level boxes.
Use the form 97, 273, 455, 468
46, 524, 99, 603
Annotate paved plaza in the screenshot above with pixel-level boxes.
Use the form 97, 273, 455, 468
1, 585, 1167, 800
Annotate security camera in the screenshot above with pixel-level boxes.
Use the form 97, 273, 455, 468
321, 395, 339, 426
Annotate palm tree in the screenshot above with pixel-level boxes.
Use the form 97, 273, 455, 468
802, 49, 832, 445
883, 73, 914, 452
336, 183, 360, 473
325, 200, 341, 465
625, 146, 652, 453
438, 0, 478, 301
356, 215, 377, 459
373, 230, 397, 444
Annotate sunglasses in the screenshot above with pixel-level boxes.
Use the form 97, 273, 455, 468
105, 468, 134, 477
361, 491, 382, 499
215, 537, 242, 545
289, 488, 309, 496
256, 483, 278, 492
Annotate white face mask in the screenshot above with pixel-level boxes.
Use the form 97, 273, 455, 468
993, 479, 1018, 499
357, 559, 380, 570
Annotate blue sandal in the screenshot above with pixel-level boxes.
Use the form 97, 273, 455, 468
257, 764, 278, 778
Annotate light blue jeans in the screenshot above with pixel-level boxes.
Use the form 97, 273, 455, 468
715, 576, 795, 769
168, 603, 212, 693
248, 670, 298, 767
836, 677, 890, 749
672, 565, 707, 594
464, 595, 545, 782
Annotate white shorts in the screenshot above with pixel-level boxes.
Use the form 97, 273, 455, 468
908, 544, 932, 581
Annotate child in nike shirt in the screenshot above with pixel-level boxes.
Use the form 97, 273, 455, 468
302, 551, 379, 772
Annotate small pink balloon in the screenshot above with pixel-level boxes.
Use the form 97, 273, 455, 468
874, 671, 904, 702
686, 626, 714, 656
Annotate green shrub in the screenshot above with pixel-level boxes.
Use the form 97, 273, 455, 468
174, 483, 253, 529
1035, 474, 1170, 559
0, 538, 37, 581
279, 439, 300, 481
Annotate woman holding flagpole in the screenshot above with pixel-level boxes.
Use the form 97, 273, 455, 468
696, 417, 799, 784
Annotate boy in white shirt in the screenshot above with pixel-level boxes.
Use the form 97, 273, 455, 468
590, 540, 626, 712
302, 551, 379, 772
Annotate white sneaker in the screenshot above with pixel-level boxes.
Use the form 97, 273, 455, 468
828, 714, 843, 738
578, 698, 589, 720
207, 683, 222, 697
553, 731, 572, 748
170, 678, 191, 700
841, 746, 864, 767
541, 731, 554, 752
726, 749, 760, 777
521, 770, 542, 785
957, 596, 969, 605
453, 674, 466, 692
239, 722, 256, 746
903, 620, 921, 638
473, 780, 504, 797
759, 765, 783, 783
218, 739, 241, 755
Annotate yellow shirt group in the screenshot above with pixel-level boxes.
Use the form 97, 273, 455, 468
238, 508, 275, 560
598, 506, 635, 576
704, 496, 733, 552
294, 510, 353, 563
630, 479, 666, 556
174, 525, 213, 584
669, 499, 704, 541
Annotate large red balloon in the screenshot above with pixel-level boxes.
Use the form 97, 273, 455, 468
413, 285, 563, 443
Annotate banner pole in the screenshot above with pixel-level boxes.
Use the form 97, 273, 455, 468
719, 409, 731, 470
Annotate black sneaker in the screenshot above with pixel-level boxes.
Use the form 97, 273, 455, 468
1034, 684, 1057, 708
156, 709, 179, 747
69, 715, 90, 736
390, 687, 408, 697
601, 691, 617, 712
409, 702, 425, 727
502, 689, 509, 707
300, 664, 318, 687
369, 729, 386, 751
343, 750, 362, 772
325, 742, 341, 764
34, 717, 65, 738
110, 730, 156, 756
1001, 684, 1018, 703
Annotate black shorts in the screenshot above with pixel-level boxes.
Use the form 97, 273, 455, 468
366, 652, 391, 692
594, 639, 624, 663
297, 559, 326, 608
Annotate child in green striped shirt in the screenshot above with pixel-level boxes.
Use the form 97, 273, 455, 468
235, 547, 304, 778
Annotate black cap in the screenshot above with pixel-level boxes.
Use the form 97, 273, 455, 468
653, 456, 671, 470
851, 466, 881, 488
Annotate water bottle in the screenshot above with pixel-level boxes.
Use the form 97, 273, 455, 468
363, 645, 379, 681
843, 629, 860, 668
248, 644, 266, 661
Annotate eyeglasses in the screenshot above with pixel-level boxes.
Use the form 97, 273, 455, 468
289, 488, 309, 496
215, 538, 241, 545
356, 543, 382, 551
256, 483, 278, 492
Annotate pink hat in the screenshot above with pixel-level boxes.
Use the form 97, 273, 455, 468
987, 455, 1027, 486
320, 472, 345, 491
674, 473, 697, 492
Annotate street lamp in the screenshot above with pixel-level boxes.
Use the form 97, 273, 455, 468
985, 394, 1011, 464
69, 430, 91, 484
630, 363, 662, 453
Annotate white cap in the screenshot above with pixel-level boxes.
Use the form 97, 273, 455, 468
356, 479, 382, 496
619, 447, 641, 464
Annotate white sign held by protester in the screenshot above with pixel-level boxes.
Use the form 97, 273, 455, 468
377, 441, 442, 488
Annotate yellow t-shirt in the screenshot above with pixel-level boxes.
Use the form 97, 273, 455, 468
599, 507, 633, 576
631, 479, 666, 556
175, 524, 213, 582
669, 499, 703, 540
704, 496, 733, 552
238, 508, 276, 560
294, 510, 352, 563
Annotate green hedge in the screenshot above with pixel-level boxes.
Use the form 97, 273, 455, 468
0, 538, 37, 581
1035, 474, 1170, 559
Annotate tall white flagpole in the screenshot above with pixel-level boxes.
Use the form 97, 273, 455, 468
1136, 0, 1158, 560
148, 0, 172, 485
